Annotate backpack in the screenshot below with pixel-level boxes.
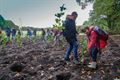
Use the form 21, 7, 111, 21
92, 26, 109, 53
93, 26, 109, 41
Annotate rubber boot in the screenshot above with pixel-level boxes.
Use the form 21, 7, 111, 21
88, 62, 97, 69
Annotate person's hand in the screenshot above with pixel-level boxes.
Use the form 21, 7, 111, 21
87, 48, 90, 54
76, 31, 79, 35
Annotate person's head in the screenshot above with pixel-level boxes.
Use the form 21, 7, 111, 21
81, 26, 90, 34
71, 11, 78, 20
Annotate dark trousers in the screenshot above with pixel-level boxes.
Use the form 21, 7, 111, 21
89, 46, 98, 62
65, 39, 78, 60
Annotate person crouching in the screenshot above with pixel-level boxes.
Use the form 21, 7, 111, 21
81, 26, 100, 69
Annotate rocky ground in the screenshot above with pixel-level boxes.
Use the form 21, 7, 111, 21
0, 35, 120, 80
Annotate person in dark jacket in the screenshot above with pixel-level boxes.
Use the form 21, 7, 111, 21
11, 28, 17, 39
27, 29, 32, 39
41, 28, 46, 42
5, 28, 11, 42
18, 29, 22, 38
33, 29, 37, 37
63, 11, 79, 64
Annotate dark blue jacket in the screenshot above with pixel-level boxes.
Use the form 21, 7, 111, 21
63, 18, 77, 42
11, 29, 16, 36
5, 28, 11, 37
27, 30, 32, 36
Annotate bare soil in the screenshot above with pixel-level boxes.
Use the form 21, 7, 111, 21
0, 35, 120, 80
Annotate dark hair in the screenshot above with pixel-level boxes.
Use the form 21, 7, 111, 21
81, 27, 89, 33
71, 11, 78, 16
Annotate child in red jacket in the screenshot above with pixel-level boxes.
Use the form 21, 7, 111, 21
81, 26, 107, 69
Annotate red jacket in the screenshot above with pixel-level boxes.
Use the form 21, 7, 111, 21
87, 27, 107, 50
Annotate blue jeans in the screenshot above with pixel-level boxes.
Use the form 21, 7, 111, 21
65, 40, 78, 60
89, 46, 98, 62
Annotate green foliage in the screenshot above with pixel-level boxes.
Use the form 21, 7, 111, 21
4, 20, 19, 29
16, 34, 22, 48
0, 15, 19, 30
83, 0, 120, 34
60, 4, 66, 12
55, 13, 65, 18
79, 36, 87, 61
0, 15, 5, 29
76, 0, 94, 9
47, 34, 54, 42
0, 32, 9, 47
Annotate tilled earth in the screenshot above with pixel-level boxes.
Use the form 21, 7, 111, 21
0, 35, 120, 80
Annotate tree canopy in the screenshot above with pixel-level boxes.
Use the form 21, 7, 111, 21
82, 0, 120, 34
0, 15, 19, 30
76, 0, 94, 9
